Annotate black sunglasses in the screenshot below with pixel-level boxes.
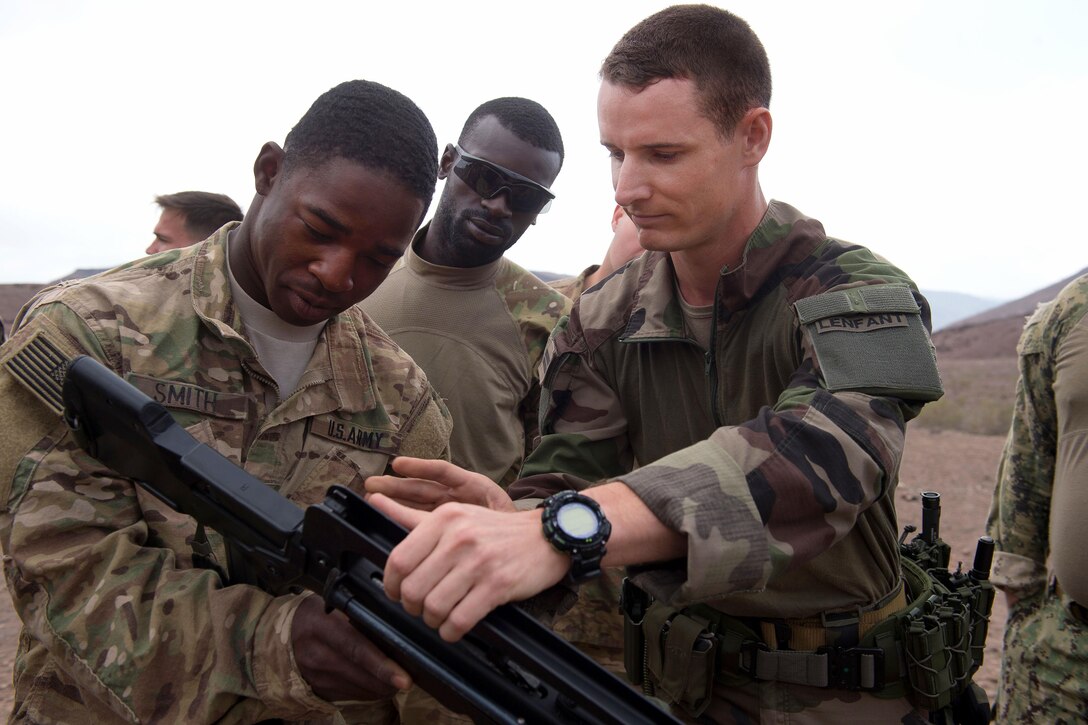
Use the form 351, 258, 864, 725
451, 145, 555, 214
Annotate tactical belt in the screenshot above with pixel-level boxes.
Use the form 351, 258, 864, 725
620, 558, 988, 717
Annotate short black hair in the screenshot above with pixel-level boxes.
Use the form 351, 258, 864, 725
602, 4, 771, 137
283, 80, 439, 210
459, 97, 564, 169
155, 191, 243, 239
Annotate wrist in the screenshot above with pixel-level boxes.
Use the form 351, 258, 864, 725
538, 491, 612, 584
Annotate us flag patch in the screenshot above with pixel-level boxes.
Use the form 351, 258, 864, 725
3, 333, 71, 414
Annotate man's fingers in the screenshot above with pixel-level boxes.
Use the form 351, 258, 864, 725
438, 584, 504, 643
369, 493, 427, 530
351, 633, 412, 691
391, 456, 471, 487
364, 475, 449, 508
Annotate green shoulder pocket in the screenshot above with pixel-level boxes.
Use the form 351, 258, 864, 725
794, 284, 943, 401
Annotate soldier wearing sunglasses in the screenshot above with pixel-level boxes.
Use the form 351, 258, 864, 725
364, 96, 568, 479
361, 98, 569, 722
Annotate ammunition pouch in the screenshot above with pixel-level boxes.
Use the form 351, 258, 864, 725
620, 561, 994, 721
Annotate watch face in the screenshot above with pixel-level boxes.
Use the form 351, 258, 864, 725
557, 501, 600, 539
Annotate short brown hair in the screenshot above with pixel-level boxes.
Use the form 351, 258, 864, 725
601, 4, 771, 137
155, 191, 243, 239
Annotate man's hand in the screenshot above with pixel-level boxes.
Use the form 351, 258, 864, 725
370, 494, 568, 642
291, 595, 411, 702
365, 457, 515, 512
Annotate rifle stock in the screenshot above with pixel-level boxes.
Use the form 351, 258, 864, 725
61, 355, 677, 725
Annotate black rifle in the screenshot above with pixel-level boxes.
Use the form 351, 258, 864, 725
60, 355, 678, 725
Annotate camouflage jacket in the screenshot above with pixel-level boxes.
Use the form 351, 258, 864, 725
517, 200, 943, 617
549, 265, 599, 301
987, 273, 1088, 604
361, 225, 570, 486
0, 227, 452, 724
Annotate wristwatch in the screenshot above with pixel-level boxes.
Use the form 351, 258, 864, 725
539, 491, 612, 584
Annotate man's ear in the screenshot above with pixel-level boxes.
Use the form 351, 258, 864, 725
437, 143, 457, 181
610, 203, 626, 232
253, 142, 286, 195
739, 108, 772, 167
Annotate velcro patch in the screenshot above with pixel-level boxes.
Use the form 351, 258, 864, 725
311, 414, 396, 453
813, 313, 909, 334
2, 331, 72, 414
128, 374, 248, 419
795, 285, 943, 401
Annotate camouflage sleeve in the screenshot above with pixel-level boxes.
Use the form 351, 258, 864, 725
0, 304, 335, 722
518, 315, 636, 489
513, 288, 571, 471
621, 337, 911, 605
985, 302, 1060, 597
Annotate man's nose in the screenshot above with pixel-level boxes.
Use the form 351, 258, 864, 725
480, 188, 514, 218
613, 159, 651, 208
311, 248, 354, 293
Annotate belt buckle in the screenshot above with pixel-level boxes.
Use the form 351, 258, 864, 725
819, 646, 885, 690
737, 640, 768, 676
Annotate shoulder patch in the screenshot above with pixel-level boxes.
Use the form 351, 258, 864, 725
1, 319, 83, 415
795, 284, 943, 401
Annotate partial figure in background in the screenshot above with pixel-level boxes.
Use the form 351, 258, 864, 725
550, 204, 643, 300
147, 190, 243, 254
986, 273, 1088, 723
546, 201, 644, 677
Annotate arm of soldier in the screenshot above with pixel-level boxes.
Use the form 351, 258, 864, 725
1049, 307, 1088, 606
620, 317, 933, 605
985, 305, 1057, 606
372, 480, 685, 642
0, 309, 381, 720
512, 316, 636, 493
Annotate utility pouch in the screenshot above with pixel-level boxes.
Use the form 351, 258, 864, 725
644, 605, 717, 717
902, 597, 956, 711
620, 577, 651, 687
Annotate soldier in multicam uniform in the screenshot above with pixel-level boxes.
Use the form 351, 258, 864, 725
0, 80, 452, 724
986, 273, 1088, 724
367, 5, 948, 724
362, 97, 569, 491
360, 98, 568, 723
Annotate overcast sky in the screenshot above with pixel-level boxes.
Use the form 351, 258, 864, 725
1, 0, 1084, 300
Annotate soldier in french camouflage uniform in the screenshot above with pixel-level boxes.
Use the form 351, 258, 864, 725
360, 99, 568, 723
0, 80, 452, 724
986, 273, 1088, 724
367, 6, 947, 724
